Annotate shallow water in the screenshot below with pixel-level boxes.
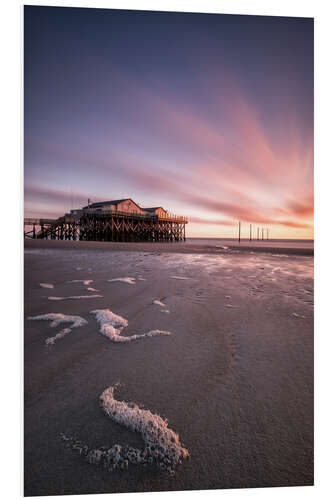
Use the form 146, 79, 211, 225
184, 237, 314, 251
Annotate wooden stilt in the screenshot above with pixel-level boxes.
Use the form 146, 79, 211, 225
24, 210, 187, 242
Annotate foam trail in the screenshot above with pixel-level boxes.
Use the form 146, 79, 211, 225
87, 287, 99, 292
40, 283, 54, 289
28, 313, 87, 345
69, 279, 93, 286
160, 310, 170, 314
61, 384, 189, 475
108, 277, 136, 285
90, 309, 171, 343
46, 328, 72, 345
48, 295, 103, 300
153, 299, 165, 307
171, 276, 189, 280
292, 312, 307, 319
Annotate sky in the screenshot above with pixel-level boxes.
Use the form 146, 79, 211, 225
24, 6, 313, 239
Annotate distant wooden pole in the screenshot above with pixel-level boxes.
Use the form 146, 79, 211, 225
238, 221, 241, 242
261, 228, 264, 240
250, 224, 252, 242
257, 227, 259, 240
267, 228, 269, 240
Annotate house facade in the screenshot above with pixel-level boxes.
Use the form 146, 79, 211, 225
142, 207, 168, 218
82, 198, 146, 215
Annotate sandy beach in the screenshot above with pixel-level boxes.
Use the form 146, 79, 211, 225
24, 239, 313, 495
24, 237, 314, 256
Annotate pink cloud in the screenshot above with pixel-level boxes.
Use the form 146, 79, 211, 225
275, 220, 312, 229
286, 197, 314, 218
189, 216, 236, 226
25, 75, 313, 236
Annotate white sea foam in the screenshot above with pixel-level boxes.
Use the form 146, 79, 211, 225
28, 313, 87, 345
160, 309, 170, 314
171, 276, 189, 280
143, 329, 171, 337
137, 277, 147, 281
28, 313, 87, 329
61, 384, 189, 475
48, 295, 103, 300
46, 328, 72, 345
69, 279, 93, 286
90, 309, 171, 343
108, 277, 136, 285
224, 304, 236, 308
87, 287, 99, 292
292, 312, 306, 319
153, 299, 165, 307
40, 283, 54, 289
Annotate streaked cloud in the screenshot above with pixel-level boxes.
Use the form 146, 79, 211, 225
24, 9, 313, 239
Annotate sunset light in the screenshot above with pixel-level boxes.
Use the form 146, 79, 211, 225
24, 8, 313, 239
24, 7, 314, 497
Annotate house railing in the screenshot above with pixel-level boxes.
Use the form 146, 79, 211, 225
69, 208, 187, 223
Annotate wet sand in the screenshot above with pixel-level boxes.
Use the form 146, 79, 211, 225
24, 238, 314, 256
24, 240, 313, 496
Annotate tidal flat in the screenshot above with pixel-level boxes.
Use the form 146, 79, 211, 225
24, 239, 313, 496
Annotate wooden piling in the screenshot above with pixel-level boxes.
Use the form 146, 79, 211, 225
24, 210, 187, 243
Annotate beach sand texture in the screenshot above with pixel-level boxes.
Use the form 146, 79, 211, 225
24, 240, 313, 495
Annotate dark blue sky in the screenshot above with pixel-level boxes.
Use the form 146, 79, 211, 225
24, 6, 313, 238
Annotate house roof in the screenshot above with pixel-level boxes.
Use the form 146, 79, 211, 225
82, 198, 130, 209
82, 199, 168, 214
142, 207, 166, 212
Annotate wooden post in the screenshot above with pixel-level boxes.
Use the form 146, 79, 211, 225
257, 227, 259, 240
238, 221, 241, 242
267, 228, 269, 240
261, 228, 264, 240
250, 224, 252, 242
28, 210, 187, 243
